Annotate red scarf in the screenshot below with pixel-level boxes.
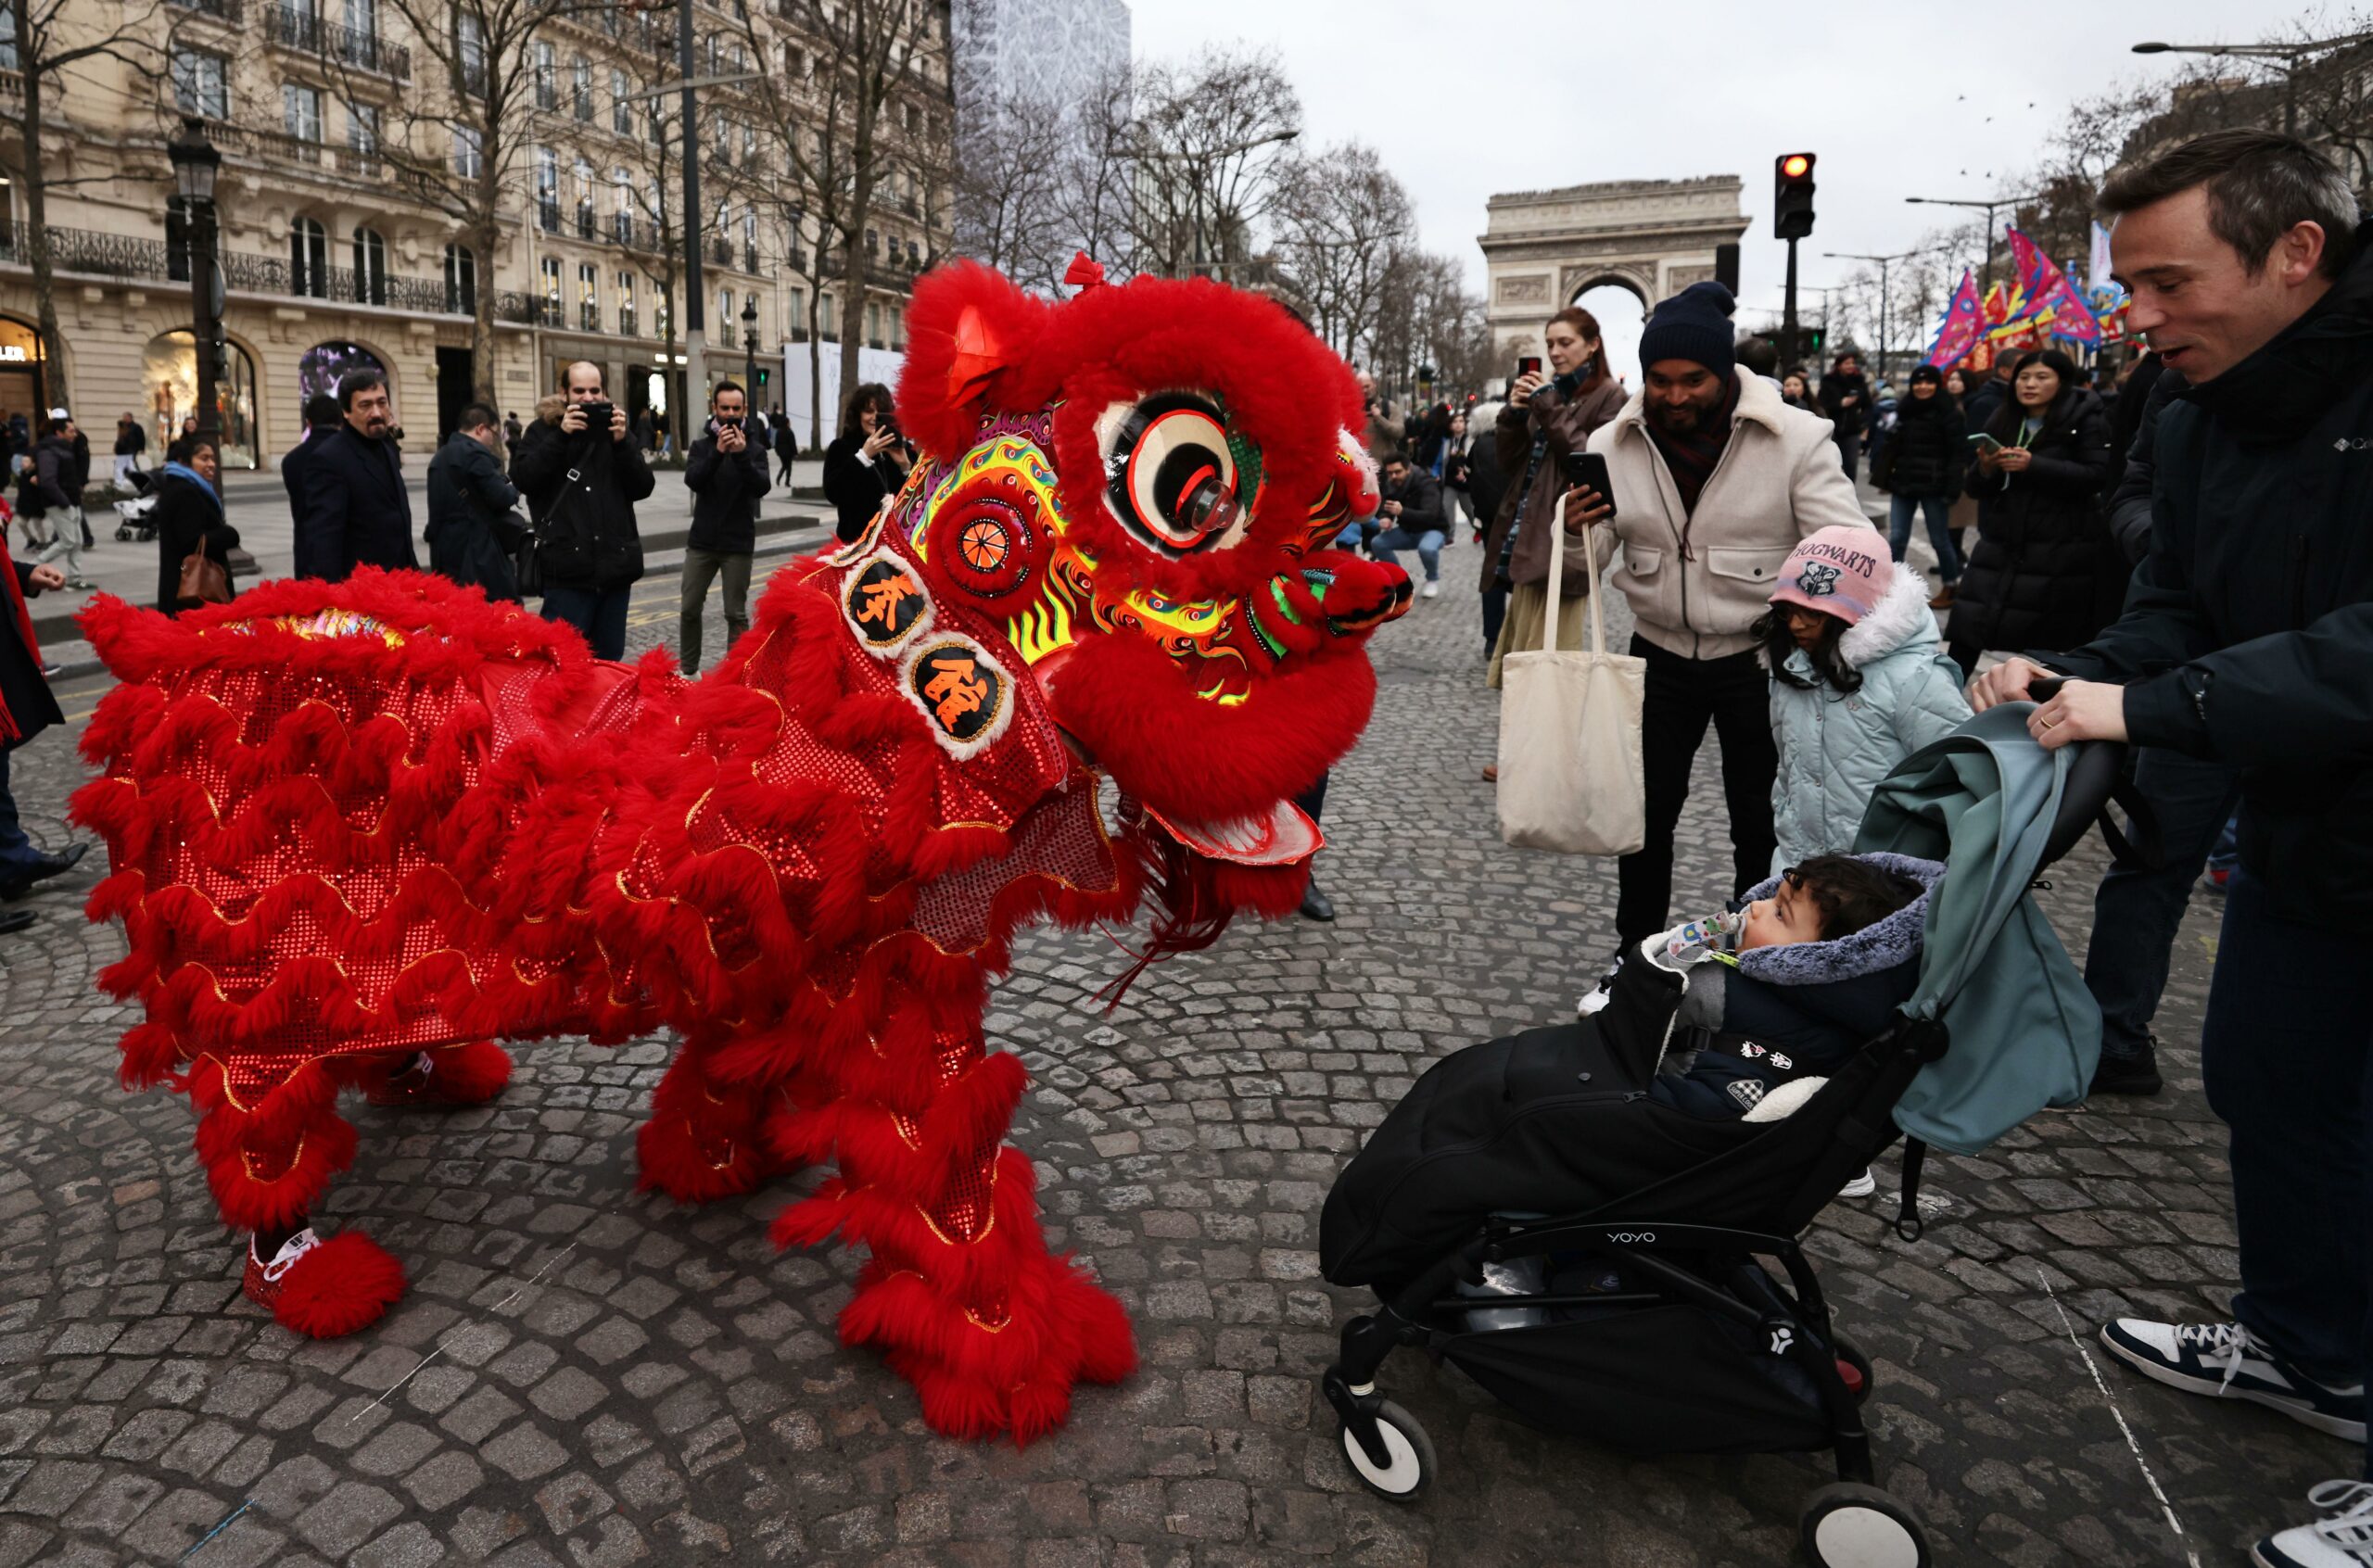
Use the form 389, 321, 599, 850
0, 525, 46, 743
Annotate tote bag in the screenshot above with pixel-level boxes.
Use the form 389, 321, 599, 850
1495, 507, 1645, 854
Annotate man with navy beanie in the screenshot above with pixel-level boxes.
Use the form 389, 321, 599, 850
1561, 281, 1873, 992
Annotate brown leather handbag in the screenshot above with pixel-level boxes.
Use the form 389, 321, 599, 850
177, 534, 233, 609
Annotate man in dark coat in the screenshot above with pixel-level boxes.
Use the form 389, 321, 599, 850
295, 371, 417, 582
425, 401, 526, 602
0, 534, 83, 929
679, 379, 771, 675
509, 360, 652, 660
1365, 450, 1447, 598
280, 394, 341, 519
768, 405, 797, 485
1814, 352, 1872, 476
1972, 134, 2373, 1562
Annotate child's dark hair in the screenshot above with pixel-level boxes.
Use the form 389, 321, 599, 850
1791, 854, 1923, 941
1754, 607, 1864, 694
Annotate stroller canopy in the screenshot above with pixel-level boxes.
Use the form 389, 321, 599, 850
1852, 704, 2104, 1155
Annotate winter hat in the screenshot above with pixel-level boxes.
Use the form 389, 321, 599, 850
1909, 365, 1943, 387
1637, 282, 1737, 377
1768, 525, 1894, 626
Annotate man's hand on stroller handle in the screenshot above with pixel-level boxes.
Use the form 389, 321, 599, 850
1970, 656, 2129, 749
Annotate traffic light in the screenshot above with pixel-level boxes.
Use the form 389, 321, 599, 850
1774, 152, 1817, 241
1807, 326, 1825, 357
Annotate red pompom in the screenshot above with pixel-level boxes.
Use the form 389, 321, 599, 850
251, 1231, 407, 1338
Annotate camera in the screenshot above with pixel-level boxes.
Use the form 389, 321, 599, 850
577, 400, 614, 431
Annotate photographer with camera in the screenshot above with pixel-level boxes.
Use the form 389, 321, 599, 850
823, 382, 908, 546
679, 380, 772, 677
510, 360, 654, 660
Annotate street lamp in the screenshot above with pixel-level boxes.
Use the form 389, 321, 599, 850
167, 117, 225, 455
2133, 32, 2373, 135
1904, 192, 2042, 293
1824, 248, 1917, 382
741, 292, 758, 398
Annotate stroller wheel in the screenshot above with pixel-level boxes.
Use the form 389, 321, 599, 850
1799, 1483, 1929, 1568
1832, 1332, 1874, 1405
1338, 1398, 1434, 1501
114, 525, 133, 542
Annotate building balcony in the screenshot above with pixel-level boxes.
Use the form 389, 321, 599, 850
168, 0, 244, 24
538, 197, 561, 233
264, 6, 411, 82
0, 221, 478, 319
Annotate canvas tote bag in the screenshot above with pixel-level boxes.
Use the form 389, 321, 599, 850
1495, 507, 1645, 854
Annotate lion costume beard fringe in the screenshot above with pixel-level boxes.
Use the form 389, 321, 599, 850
71, 259, 1409, 1443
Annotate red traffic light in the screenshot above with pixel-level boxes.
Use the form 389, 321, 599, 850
1780, 153, 1814, 180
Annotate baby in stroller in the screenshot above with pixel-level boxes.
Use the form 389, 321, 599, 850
1320, 852, 1939, 1297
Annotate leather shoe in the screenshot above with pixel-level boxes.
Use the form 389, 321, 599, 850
0, 909, 36, 935
2088, 1038, 2164, 1097
0, 841, 88, 902
1299, 879, 1337, 922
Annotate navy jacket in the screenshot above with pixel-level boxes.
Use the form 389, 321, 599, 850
425, 432, 526, 601
295, 424, 417, 581
2045, 221, 2373, 922
683, 420, 773, 554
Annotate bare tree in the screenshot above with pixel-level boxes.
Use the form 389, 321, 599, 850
735, 0, 940, 424
4, 0, 165, 400
1125, 47, 1300, 279
1053, 63, 1139, 282
951, 89, 1068, 290
1270, 141, 1411, 362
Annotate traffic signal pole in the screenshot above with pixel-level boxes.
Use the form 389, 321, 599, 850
1782, 237, 1801, 370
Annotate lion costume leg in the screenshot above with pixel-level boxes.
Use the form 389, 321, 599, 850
188, 1056, 406, 1337
766, 965, 1136, 1444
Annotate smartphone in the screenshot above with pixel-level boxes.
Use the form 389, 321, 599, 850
1967, 431, 2002, 452
1561, 449, 1615, 516
579, 401, 615, 431
1516, 355, 1543, 379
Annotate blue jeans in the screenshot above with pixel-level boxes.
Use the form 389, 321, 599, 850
1371, 526, 1445, 583
1886, 493, 1962, 582
2203, 867, 2373, 1420
541, 584, 632, 662
0, 747, 45, 876
1333, 520, 1377, 554
2083, 747, 2240, 1060
2208, 810, 2240, 876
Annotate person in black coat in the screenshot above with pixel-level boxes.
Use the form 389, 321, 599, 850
768, 406, 797, 485
1870, 364, 1966, 606
280, 394, 341, 520
296, 371, 417, 582
821, 382, 907, 544
425, 403, 526, 602
508, 361, 653, 660
152, 439, 240, 615
1815, 352, 1872, 476
679, 380, 772, 676
0, 530, 81, 929
1945, 348, 2119, 674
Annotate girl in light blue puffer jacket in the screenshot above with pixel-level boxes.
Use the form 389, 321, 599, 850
1758, 525, 1972, 875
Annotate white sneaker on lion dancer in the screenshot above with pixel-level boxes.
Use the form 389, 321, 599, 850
2255, 1481, 2373, 1568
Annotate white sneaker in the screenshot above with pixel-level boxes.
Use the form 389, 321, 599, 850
1836, 1168, 1877, 1199
2255, 1481, 2373, 1567
1577, 955, 1622, 1017
2100, 1319, 2367, 1442
1421, 580, 1440, 599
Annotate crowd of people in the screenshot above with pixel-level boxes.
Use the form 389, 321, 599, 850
0, 120, 2362, 1562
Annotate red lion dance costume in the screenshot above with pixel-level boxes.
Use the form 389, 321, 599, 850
71, 260, 1409, 1443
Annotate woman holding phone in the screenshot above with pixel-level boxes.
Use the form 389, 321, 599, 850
1944, 348, 2120, 676
1480, 307, 1625, 693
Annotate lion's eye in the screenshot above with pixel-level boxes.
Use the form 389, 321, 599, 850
1098, 393, 1241, 555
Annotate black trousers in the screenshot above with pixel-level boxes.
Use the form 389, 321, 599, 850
1615, 637, 1780, 947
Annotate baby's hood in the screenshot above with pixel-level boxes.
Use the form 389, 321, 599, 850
1733, 852, 1941, 989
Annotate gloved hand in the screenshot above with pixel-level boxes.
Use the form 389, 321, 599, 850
1640, 911, 1745, 973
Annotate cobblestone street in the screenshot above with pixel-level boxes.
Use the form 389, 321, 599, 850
0, 537, 2351, 1567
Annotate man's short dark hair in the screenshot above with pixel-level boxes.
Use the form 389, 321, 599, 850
1381, 449, 1410, 469
336, 368, 387, 410
457, 401, 499, 432
712, 379, 744, 404
303, 394, 341, 429
1790, 854, 1923, 942
2100, 129, 2361, 279
1734, 335, 1779, 377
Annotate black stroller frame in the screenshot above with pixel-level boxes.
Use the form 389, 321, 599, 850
1320, 1013, 1953, 1568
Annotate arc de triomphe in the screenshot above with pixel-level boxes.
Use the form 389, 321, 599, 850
1478, 175, 1750, 359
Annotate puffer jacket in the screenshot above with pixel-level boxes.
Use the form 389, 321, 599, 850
1768, 569, 1972, 871
1577, 372, 1875, 660
1947, 386, 2120, 665
1870, 391, 1964, 498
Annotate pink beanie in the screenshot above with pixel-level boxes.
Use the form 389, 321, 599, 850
1768, 525, 1893, 625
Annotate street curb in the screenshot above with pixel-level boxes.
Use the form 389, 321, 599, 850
41, 525, 832, 686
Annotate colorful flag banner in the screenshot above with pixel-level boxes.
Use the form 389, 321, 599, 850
1923, 269, 1983, 368
2003, 227, 2103, 346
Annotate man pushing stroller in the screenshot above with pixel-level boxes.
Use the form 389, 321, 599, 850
1322, 853, 1935, 1294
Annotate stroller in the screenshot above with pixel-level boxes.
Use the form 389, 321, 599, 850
1315, 700, 2122, 1568
113, 466, 158, 542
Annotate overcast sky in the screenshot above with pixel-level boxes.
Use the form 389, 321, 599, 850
1131, 0, 2291, 377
